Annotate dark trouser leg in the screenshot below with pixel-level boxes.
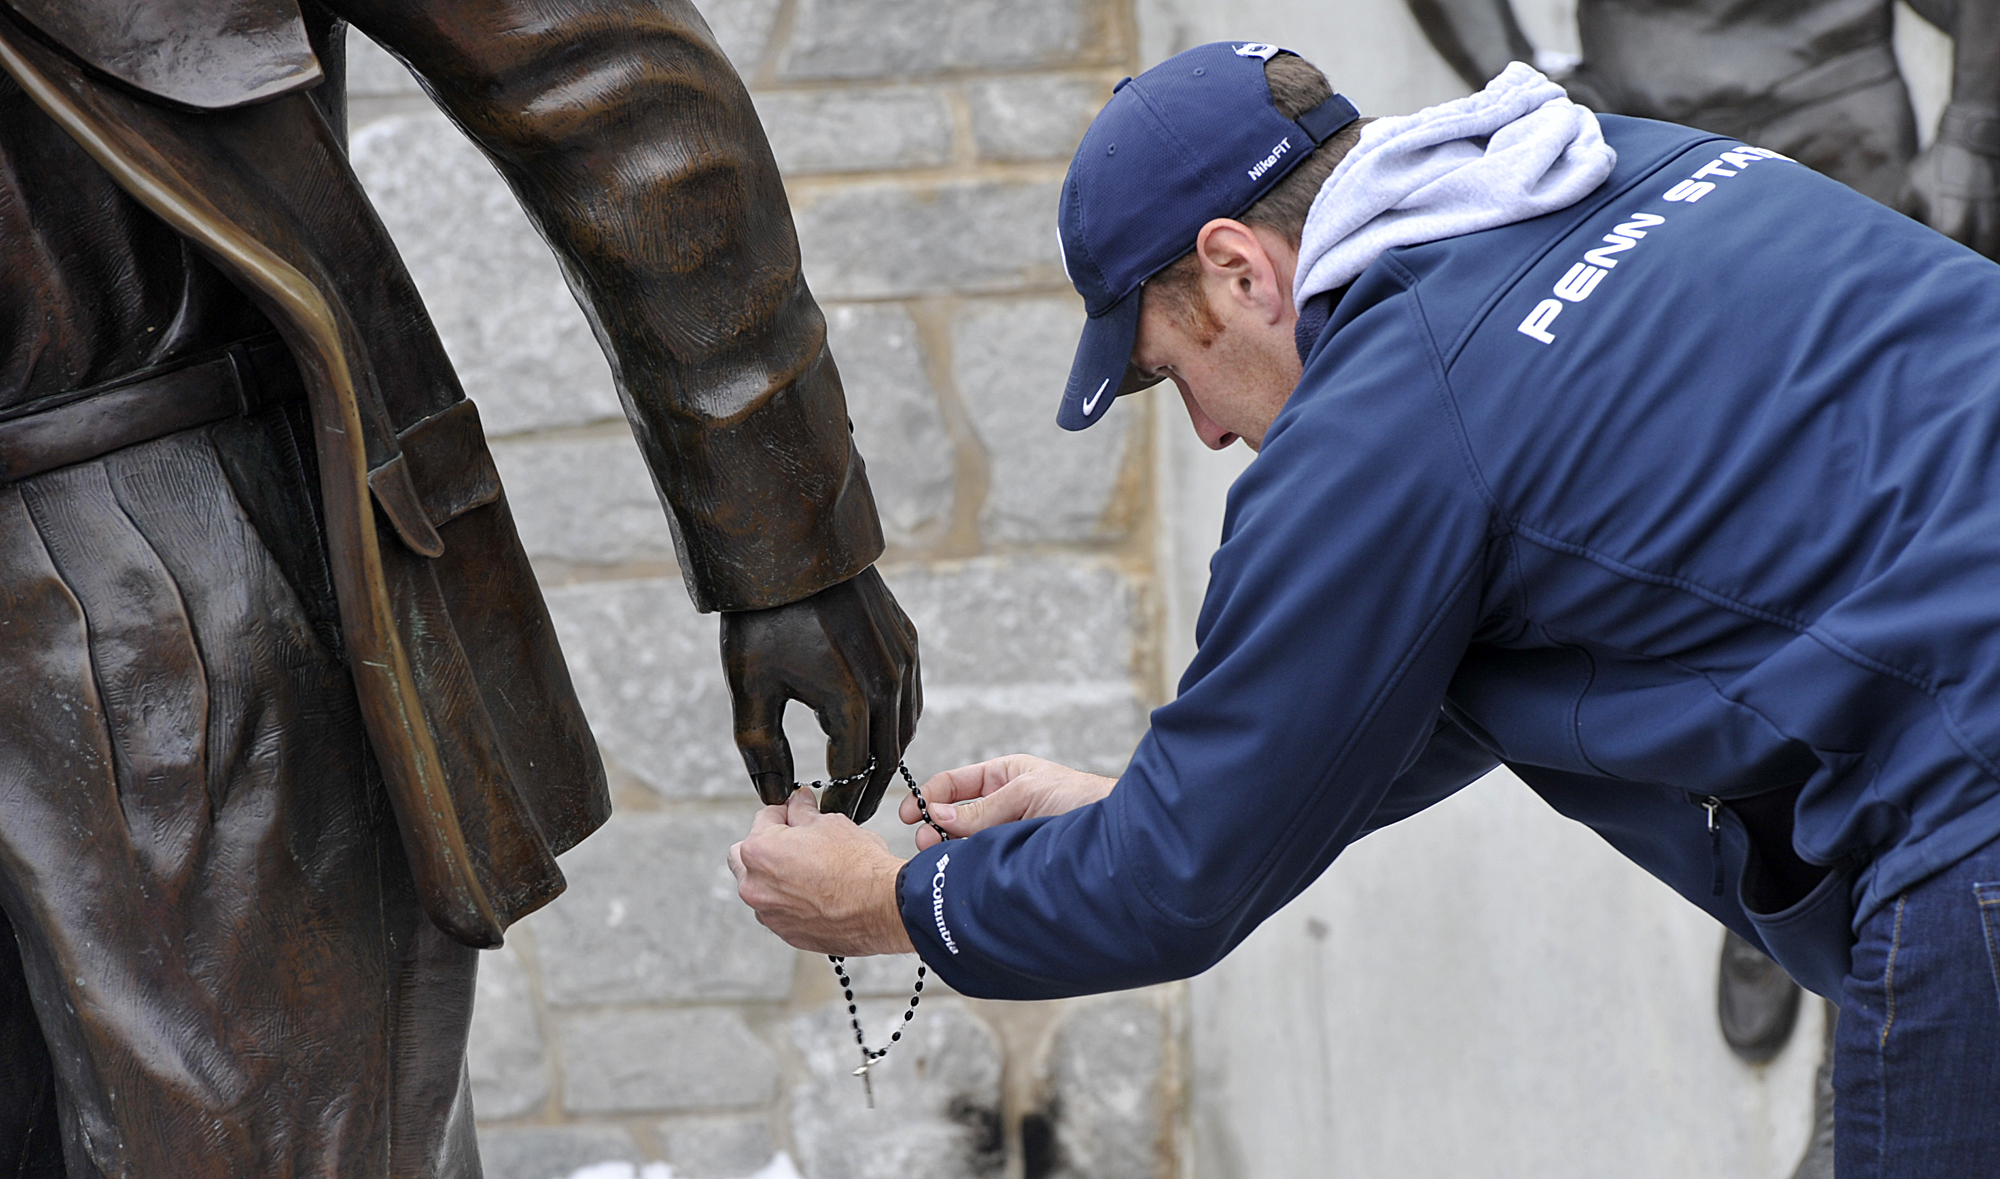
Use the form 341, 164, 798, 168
0, 424, 479, 1178
1835, 837, 2000, 1176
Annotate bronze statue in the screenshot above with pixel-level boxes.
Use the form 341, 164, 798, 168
0, 0, 917, 1172
1408, 0, 2000, 257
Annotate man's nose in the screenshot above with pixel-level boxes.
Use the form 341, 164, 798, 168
1178, 384, 1236, 450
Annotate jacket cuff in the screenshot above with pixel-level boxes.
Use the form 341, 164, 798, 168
895, 840, 1078, 1000
898, 844, 955, 964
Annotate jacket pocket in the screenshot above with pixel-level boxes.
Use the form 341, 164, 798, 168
1740, 840, 1857, 1001
1972, 882, 2000, 1010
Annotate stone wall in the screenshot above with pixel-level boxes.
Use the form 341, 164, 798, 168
342, 5, 1177, 1178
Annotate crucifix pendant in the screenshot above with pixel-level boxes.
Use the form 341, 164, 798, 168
852, 1059, 876, 1108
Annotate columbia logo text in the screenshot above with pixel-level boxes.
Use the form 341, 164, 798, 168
931, 854, 959, 954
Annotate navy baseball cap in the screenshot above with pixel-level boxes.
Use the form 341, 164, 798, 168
1056, 42, 1358, 431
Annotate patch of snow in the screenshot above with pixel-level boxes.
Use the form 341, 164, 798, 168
563, 1164, 672, 1179
561, 1153, 801, 1179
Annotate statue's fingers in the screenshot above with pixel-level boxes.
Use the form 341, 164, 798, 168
846, 680, 904, 823
899, 640, 922, 755
730, 679, 796, 805
813, 690, 872, 818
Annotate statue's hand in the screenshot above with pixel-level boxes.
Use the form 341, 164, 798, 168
1903, 118, 2000, 259
722, 566, 921, 821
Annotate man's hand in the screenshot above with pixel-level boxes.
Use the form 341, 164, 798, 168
729, 788, 915, 956
900, 755, 1116, 850
722, 566, 921, 821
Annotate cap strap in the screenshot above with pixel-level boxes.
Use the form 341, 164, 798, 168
1297, 93, 1359, 145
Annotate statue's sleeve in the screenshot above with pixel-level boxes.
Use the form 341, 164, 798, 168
338, 0, 884, 612
1404, 0, 1539, 92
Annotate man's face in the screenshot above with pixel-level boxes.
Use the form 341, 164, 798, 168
1128, 220, 1304, 452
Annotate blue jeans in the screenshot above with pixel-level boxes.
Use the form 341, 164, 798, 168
1836, 836, 2000, 1175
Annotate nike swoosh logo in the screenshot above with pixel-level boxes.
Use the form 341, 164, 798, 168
1081, 378, 1109, 416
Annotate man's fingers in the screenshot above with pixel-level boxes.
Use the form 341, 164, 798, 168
903, 775, 1035, 837
730, 681, 796, 805
925, 764, 999, 805
937, 756, 1048, 802
786, 785, 822, 826
898, 758, 1031, 826
933, 783, 1035, 837
727, 840, 747, 882
749, 802, 792, 836
900, 757, 1111, 843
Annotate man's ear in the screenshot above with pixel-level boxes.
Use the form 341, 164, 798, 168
1194, 218, 1285, 325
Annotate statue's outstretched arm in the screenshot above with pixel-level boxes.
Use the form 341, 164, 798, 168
1405, 0, 1539, 91
338, 0, 918, 817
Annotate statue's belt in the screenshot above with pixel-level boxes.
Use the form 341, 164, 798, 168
0, 335, 297, 484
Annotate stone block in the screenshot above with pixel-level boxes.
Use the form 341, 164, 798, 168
657, 1115, 777, 1178
560, 1009, 779, 1113
899, 682, 1149, 782
952, 297, 1132, 544
696, 0, 786, 76
794, 180, 1064, 300
478, 1126, 644, 1179
1036, 997, 1169, 1179
542, 579, 744, 800
824, 303, 955, 544
882, 557, 1135, 686
345, 30, 423, 98
877, 556, 1147, 781
967, 77, 1107, 163
755, 89, 953, 175
349, 108, 623, 435
489, 433, 677, 566
469, 940, 550, 1120
779, 0, 1090, 80
532, 809, 795, 1004
790, 1000, 1006, 1179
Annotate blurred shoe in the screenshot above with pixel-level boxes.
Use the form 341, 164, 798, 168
1718, 928, 1803, 1062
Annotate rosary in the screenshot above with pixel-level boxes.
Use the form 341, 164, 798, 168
808, 760, 951, 1109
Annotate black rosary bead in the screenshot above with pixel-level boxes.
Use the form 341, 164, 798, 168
805, 760, 948, 1102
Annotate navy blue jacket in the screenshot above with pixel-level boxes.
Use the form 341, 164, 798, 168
896, 116, 2000, 1001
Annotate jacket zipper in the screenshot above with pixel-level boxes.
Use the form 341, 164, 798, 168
1703, 796, 1724, 897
